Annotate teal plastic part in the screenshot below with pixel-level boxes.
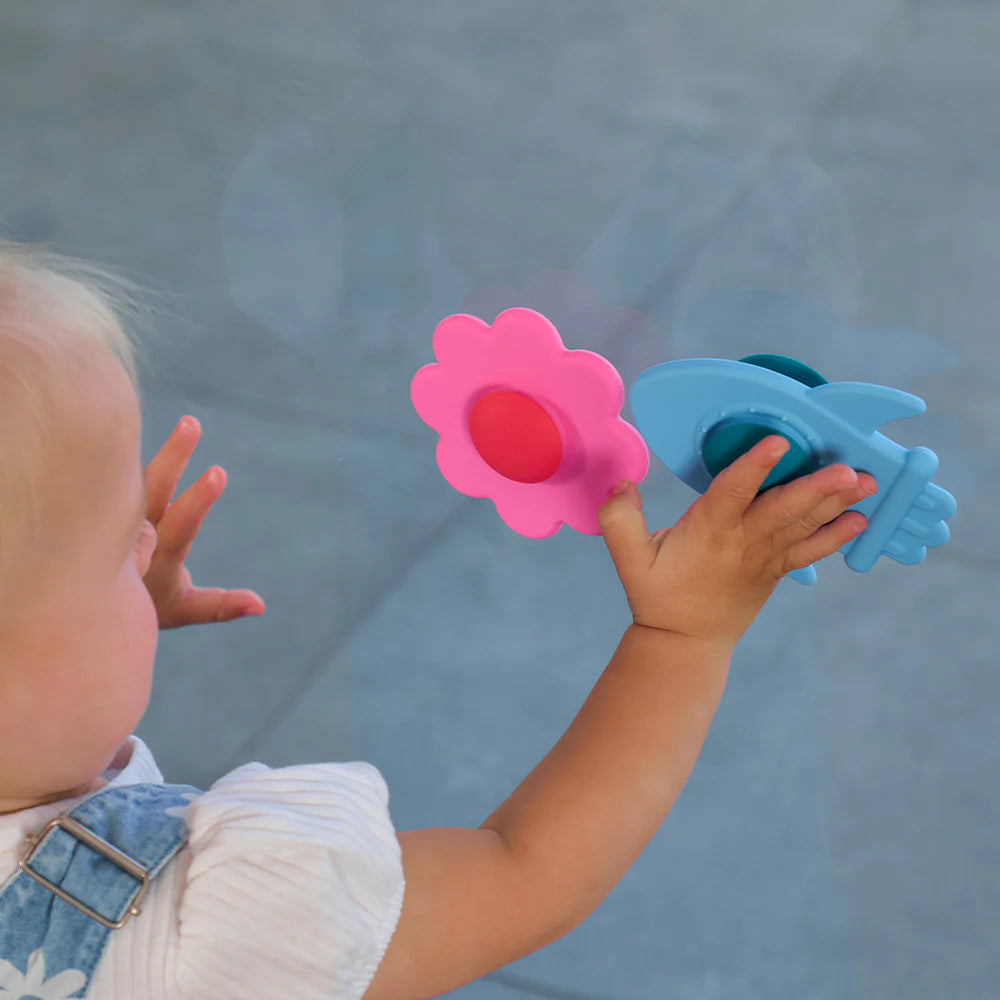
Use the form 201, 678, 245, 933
738, 354, 828, 388
701, 419, 814, 491
629, 353, 957, 586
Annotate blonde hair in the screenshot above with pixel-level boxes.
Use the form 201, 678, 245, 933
0, 238, 161, 608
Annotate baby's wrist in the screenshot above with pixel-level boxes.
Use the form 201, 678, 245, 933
625, 621, 737, 659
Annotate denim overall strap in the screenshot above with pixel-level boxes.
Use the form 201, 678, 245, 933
0, 782, 201, 998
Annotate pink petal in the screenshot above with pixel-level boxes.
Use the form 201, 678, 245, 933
431, 313, 491, 367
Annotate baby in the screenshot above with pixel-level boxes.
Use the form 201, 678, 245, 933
0, 240, 877, 999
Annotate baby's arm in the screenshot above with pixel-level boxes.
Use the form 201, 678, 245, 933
364, 438, 876, 1000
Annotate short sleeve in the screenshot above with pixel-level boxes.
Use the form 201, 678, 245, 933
174, 760, 405, 1000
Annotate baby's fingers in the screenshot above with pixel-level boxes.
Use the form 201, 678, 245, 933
750, 464, 876, 544
145, 416, 201, 524
783, 509, 869, 574
598, 479, 652, 587
154, 465, 227, 564
700, 436, 792, 529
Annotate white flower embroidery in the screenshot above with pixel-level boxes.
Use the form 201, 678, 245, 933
163, 792, 200, 823
0, 948, 86, 999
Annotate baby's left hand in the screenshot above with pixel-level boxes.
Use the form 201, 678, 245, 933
142, 416, 266, 629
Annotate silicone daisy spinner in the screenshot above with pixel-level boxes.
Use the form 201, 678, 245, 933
410, 307, 649, 537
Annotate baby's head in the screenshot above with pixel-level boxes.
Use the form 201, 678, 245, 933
0, 240, 159, 813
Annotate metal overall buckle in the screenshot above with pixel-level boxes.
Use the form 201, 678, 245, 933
19, 815, 151, 930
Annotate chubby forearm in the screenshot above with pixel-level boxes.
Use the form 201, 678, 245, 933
479, 624, 733, 937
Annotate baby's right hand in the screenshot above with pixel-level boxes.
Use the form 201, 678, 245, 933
597, 436, 879, 648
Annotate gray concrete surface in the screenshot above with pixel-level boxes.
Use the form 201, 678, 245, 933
1, 2, 997, 997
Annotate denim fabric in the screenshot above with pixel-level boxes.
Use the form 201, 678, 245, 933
0, 782, 201, 999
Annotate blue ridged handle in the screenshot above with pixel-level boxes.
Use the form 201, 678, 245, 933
845, 446, 939, 572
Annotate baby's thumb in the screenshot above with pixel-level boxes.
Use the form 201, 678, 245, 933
597, 480, 652, 584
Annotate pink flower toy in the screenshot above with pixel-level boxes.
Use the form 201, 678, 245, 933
410, 308, 649, 538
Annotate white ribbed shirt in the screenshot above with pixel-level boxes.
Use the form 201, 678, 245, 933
0, 736, 405, 999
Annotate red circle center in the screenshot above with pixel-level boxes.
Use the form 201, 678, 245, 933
468, 390, 563, 483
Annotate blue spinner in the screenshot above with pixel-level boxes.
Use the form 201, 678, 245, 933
630, 354, 957, 586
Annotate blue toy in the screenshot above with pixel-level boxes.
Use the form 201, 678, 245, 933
630, 354, 957, 585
